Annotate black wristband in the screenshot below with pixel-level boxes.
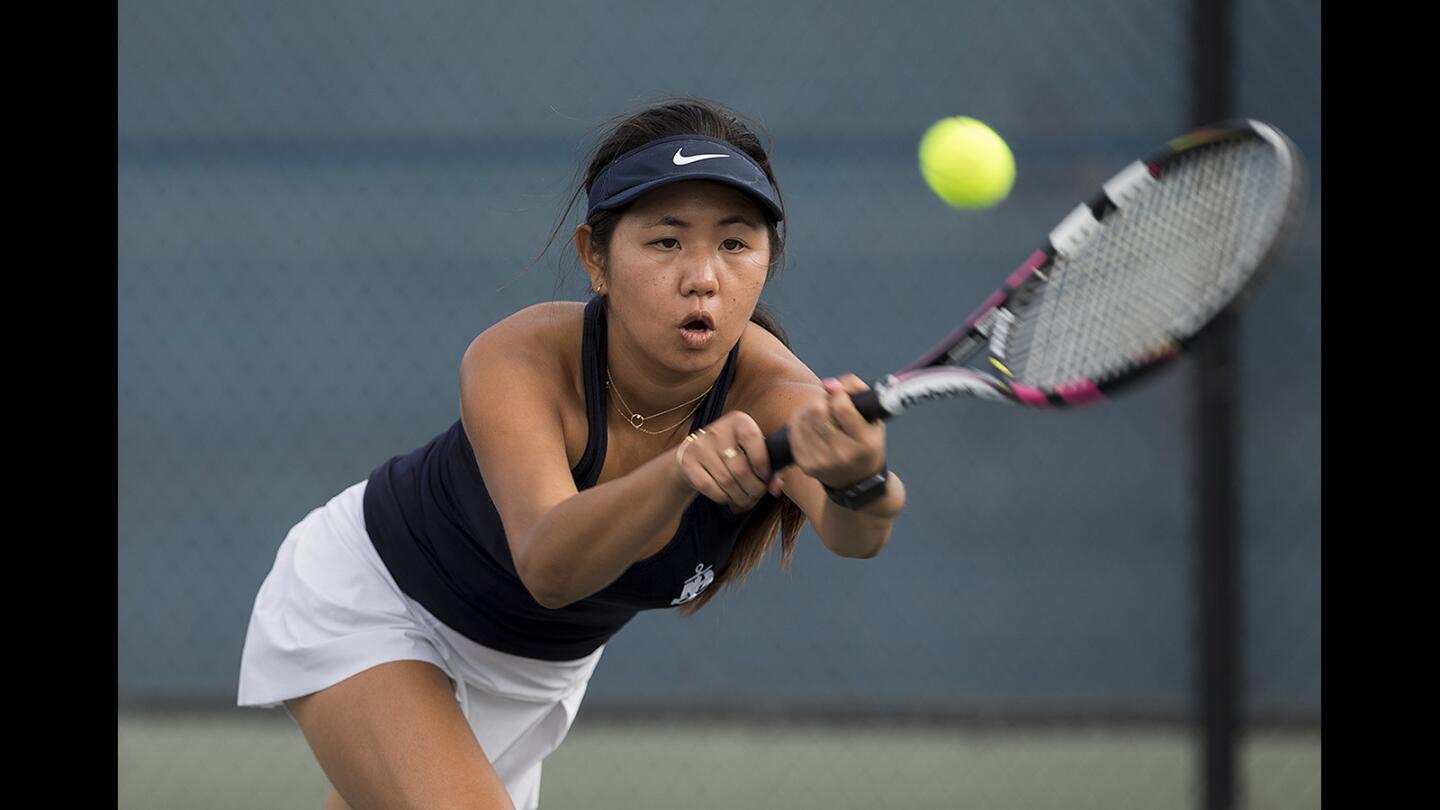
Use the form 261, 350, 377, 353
823, 465, 890, 510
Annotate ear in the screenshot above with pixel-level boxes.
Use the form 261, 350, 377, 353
574, 224, 607, 295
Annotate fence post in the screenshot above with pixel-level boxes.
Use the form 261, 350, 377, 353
1192, 0, 1240, 808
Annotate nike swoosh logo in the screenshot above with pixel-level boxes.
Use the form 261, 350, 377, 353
673, 149, 729, 166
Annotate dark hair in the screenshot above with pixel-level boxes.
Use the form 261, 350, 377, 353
537, 96, 806, 614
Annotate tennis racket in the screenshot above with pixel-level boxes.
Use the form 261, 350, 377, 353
764, 118, 1305, 470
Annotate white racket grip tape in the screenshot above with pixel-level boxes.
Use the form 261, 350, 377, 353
873, 375, 908, 416
881, 369, 1012, 412
1102, 160, 1156, 208
1049, 204, 1102, 259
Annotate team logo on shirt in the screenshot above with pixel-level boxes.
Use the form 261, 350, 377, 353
670, 564, 716, 605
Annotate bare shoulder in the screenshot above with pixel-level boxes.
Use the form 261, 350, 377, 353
468, 301, 583, 358
734, 321, 826, 434
462, 301, 585, 390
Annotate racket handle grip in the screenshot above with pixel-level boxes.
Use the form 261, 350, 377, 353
762, 388, 891, 472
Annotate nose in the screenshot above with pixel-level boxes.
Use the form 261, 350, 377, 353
679, 250, 720, 298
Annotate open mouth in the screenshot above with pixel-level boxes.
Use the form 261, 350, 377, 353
678, 311, 715, 347
679, 311, 715, 333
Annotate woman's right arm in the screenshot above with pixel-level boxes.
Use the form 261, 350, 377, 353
458, 309, 700, 609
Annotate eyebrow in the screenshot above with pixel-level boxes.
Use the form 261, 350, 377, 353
642, 214, 761, 229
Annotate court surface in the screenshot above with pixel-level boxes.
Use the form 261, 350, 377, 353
118, 709, 1318, 809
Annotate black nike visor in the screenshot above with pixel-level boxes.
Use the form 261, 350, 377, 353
586, 134, 784, 223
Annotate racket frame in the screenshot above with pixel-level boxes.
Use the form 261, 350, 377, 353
860, 118, 1304, 417
767, 119, 1304, 471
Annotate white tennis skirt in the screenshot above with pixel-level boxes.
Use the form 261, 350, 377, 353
237, 480, 605, 810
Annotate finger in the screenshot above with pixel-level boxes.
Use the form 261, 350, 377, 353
768, 473, 784, 498
798, 415, 848, 479
710, 421, 769, 499
800, 380, 852, 438
697, 446, 765, 505
805, 393, 855, 450
821, 381, 885, 481
783, 408, 819, 472
790, 400, 834, 462
820, 373, 867, 393
827, 384, 874, 438
683, 432, 740, 503
716, 444, 768, 501
729, 415, 772, 480
687, 472, 731, 506
680, 455, 732, 505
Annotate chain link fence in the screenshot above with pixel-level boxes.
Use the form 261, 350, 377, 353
119, 1, 1320, 807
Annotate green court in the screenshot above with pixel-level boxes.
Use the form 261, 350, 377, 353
119, 710, 1318, 809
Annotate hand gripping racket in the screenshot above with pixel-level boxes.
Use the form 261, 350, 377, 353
764, 119, 1306, 470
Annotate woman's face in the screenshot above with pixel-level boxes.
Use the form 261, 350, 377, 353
584, 180, 772, 375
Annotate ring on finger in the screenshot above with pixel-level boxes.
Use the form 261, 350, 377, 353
721, 447, 740, 460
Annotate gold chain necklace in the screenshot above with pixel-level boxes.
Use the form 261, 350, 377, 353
606, 368, 715, 435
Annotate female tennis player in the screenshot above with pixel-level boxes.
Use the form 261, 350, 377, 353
238, 97, 906, 810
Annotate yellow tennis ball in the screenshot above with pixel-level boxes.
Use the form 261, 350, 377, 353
918, 116, 1015, 209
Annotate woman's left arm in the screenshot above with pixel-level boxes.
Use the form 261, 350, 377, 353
755, 374, 907, 558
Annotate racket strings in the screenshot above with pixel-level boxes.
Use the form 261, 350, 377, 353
1004, 138, 1290, 388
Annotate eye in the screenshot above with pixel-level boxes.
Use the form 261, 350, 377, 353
651, 238, 680, 250
722, 238, 747, 252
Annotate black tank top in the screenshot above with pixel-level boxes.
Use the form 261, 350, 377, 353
363, 296, 745, 661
